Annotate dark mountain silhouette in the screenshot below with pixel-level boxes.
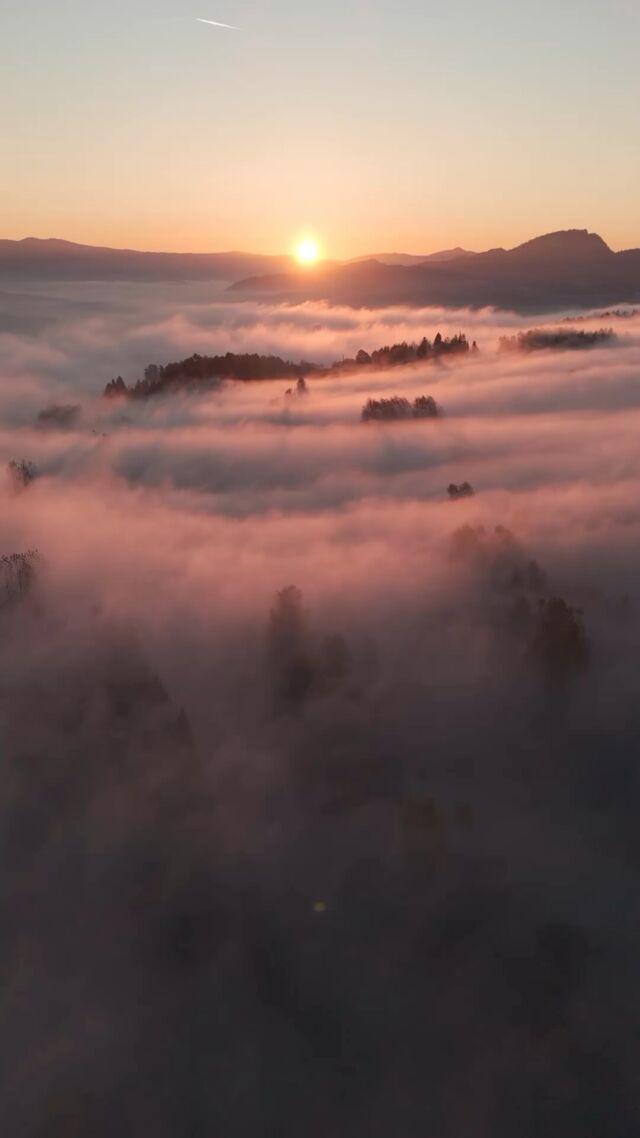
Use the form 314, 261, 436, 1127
3, 230, 640, 313
349, 247, 476, 266
231, 230, 640, 313
0, 237, 474, 281
0, 238, 295, 283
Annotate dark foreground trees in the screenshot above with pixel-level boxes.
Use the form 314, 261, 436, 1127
266, 586, 353, 712
8, 459, 37, 492
284, 376, 309, 398
362, 395, 440, 421
499, 328, 615, 352
529, 596, 589, 690
0, 550, 39, 613
105, 354, 314, 399
103, 332, 473, 400
267, 586, 314, 709
348, 333, 470, 370
448, 523, 590, 711
448, 482, 474, 499
36, 404, 81, 428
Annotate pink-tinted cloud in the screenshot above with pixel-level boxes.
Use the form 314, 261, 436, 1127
2, 281, 640, 1136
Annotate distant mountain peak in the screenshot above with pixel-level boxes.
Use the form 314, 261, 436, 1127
510, 229, 613, 257
3, 229, 638, 313
349, 247, 476, 267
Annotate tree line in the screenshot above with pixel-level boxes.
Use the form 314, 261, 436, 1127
103, 333, 477, 399
362, 395, 440, 422
499, 328, 614, 352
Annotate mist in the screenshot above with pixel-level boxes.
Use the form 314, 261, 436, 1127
2, 281, 640, 1136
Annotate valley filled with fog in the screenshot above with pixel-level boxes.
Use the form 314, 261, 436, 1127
2, 280, 640, 1136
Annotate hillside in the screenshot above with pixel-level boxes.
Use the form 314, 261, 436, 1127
231, 231, 640, 313
0, 238, 293, 283
348, 248, 477, 266
3, 231, 640, 313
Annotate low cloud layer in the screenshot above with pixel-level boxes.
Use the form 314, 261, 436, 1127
2, 282, 640, 1135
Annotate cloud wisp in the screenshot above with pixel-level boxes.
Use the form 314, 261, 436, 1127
196, 17, 238, 29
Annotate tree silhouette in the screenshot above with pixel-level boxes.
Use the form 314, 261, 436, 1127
8, 459, 37, 492
362, 395, 440, 422
37, 404, 81, 429
447, 482, 474, 499
0, 550, 39, 613
103, 331, 477, 400
412, 395, 439, 418
529, 597, 589, 689
499, 328, 614, 353
267, 586, 314, 710
362, 396, 412, 421
104, 376, 128, 398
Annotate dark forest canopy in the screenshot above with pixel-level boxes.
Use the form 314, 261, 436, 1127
562, 308, 640, 323
36, 403, 82, 429
362, 395, 440, 422
104, 353, 312, 399
7, 458, 37, 492
448, 481, 475, 499
103, 334, 474, 399
0, 549, 39, 613
498, 328, 615, 353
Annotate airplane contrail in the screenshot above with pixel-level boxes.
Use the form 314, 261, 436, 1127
197, 18, 238, 29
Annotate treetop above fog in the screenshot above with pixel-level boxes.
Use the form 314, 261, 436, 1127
103, 333, 474, 399
499, 328, 615, 352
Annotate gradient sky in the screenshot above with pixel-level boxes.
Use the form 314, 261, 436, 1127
1, 0, 639, 256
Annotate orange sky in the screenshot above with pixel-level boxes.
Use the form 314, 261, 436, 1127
2, 0, 639, 258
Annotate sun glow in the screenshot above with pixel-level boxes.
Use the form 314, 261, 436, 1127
295, 237, 320, 265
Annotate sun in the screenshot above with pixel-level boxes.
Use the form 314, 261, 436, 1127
295, 237, 320, 265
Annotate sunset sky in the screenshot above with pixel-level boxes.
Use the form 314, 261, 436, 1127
2, 0, 639, 256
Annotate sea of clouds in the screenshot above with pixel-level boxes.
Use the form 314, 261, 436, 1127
1, 281, 640, 1136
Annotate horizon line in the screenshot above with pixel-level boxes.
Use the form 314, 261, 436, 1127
1, 228, 638, 261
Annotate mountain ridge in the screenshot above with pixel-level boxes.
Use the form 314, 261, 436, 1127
2, 230, 639, 313
348, 247, 477, 266
230, 230, 640, 313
